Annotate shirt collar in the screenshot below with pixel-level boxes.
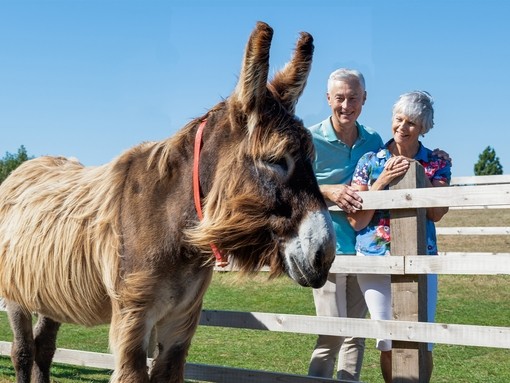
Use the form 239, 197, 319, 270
323, 118, 363, 144
384, 138, 426, 160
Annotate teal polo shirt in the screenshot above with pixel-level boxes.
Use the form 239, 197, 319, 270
308, 117, 383, 254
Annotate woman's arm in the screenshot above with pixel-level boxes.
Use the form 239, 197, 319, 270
425, 178, 450, 222
348, 156, 410, 231
347, 183, 374, 231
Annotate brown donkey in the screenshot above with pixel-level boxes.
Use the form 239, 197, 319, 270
0, 21, 335, 383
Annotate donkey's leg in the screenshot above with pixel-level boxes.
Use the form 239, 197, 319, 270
31, 315, 61, 383
149, 341, 190, 383
148, 306, 203, 383
109, 302, 152, 383
109, 313, 152, 383
6, 301, 35, 383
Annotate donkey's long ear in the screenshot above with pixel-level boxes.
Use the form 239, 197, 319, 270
232, 21, 272, 132
269, 32, 314, 114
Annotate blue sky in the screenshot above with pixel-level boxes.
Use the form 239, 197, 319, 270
1, 0, 509, 177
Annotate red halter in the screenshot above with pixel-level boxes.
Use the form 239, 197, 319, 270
193, 119, 229, 267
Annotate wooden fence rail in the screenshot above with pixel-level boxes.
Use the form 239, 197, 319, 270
1, 172, 509, 382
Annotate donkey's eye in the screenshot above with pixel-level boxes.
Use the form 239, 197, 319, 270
263, 153, 295, 181
270, 157, 289, 171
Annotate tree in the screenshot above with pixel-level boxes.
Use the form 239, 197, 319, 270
474, 146, 503, 175
0, 145, 34, 184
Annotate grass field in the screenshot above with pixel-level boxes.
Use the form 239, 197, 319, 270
1, 208, 509, 382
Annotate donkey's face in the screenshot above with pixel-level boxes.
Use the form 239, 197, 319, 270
188, 22, 335, 288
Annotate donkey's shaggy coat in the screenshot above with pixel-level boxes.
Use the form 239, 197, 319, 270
0, 22, 335, 382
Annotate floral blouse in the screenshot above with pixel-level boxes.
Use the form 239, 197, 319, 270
351, 139, 452, 256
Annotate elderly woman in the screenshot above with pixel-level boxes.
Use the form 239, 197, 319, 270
347, 91, 452, 383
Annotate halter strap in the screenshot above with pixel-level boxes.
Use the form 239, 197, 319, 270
193, 119, 229, 267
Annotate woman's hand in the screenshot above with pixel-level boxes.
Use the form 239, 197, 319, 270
374, 156, 410, 190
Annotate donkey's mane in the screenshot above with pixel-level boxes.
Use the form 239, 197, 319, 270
146, 104, 225, 178
181, 104, 317, 277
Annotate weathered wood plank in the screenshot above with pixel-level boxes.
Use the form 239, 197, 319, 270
389, 162, 428, 382
451, 175, 510, 185
198, 312, 510, 349
330, 253, 510, 275
329, 255, 405, 274
436, 227, 510, 235
0, 342, 350, 383
328, 184, 510, 211
406, 254, 510, 275
184, 362, 346, 383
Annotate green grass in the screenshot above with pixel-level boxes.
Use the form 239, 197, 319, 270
1, 209, 509, 382
2, 274, 509, 382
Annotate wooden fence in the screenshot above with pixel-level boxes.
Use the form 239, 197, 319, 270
1, 172, 510, 382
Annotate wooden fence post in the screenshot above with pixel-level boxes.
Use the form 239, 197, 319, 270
390, 161, 430, 382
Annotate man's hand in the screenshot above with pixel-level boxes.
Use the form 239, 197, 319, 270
432, 148, 452, 164
321, 184, 362, 213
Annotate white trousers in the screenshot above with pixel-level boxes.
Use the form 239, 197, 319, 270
357, 271, 438, 352
356, 273, 392, 351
